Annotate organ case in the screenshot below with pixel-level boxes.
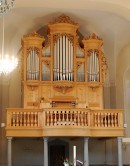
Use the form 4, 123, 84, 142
21, 15, 108, 109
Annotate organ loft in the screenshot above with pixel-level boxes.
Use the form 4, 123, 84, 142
6, 15, 124, 137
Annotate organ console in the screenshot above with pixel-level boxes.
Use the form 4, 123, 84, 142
21, 14, 108, 109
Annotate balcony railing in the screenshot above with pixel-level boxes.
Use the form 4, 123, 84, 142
6, 108, 124, 137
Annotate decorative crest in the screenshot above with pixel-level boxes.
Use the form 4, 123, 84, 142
50, 14, 78, 25
85, 33, 102, 40
23, 31, 43, 38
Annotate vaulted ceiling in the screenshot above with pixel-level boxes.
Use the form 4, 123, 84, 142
1, 0, 130, 85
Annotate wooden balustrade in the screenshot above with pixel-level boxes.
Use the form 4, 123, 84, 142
6, 108, 124, 137
91, 110, 123, 128
6, 108, 43, 127
44, 109, 89, 127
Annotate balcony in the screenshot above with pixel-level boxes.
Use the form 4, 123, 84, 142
6, 108, 124, 137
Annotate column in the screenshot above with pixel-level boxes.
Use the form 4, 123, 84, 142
117, 137, 122, 166
7, 137, 13, 166
43, 137, 48, 166
84, 137, 89, 166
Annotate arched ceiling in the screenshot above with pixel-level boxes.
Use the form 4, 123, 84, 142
1, 0, 130, 85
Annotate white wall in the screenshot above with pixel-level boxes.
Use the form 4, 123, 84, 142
116, 43, 130, 165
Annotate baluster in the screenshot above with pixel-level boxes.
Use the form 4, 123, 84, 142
113, 113, 115, 126
46, 111, 49, 126
10, 112, 13, 126
30, 112, 33, 126
100, 113, 103, 127
12, 112, 16, 126
70, 111, 73, 125
66, 110, 69, 125
81, 111, 84, 126
117, 113, 119, 126
23, 112, 26, 126
115, 113, 118, 127
54, 110, 57, 126
77, 111, 80, 126
60, 111, 63, 125
97, 113, 100, 127
108, 113, 110, 127
15, 112, 19, 126
83, 111, 86, 126
34, 112, 38, 126
27, 112, 30, 126
64, 111, 67, 125
62, 111, 65, 125
111, 113, 113, 127
19, 112, 23, 126
104, 113, 107, 127
58, 110, 61, 125
85, 112, 88, 126
50, 111, 53, 126
73, 111, 76, 126
72, 111, 74, 125
94, 113, 97, 127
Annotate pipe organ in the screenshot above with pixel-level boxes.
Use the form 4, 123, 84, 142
21, 15, 108, 110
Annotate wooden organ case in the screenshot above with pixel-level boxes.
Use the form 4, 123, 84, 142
21, 15, 108, 110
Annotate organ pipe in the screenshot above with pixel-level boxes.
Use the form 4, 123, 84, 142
88, 50, 99, 82
53, 35, 74, 81
26, 48, 39, 80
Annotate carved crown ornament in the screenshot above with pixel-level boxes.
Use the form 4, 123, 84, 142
49, 14, 78, 25
53, 33, 74, 43
27, 47, 40, 55
23, 31, 43, 39
84, 33, 102, 41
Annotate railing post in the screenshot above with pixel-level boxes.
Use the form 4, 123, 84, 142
6, 110, 11, 127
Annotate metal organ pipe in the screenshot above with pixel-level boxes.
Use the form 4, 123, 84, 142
26, 48, 39, 81
53, 35, 74, 81
88, 50, 99, 82
66, 37, 68, 80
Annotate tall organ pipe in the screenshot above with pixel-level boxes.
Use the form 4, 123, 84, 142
88, 50, 99, 82
26, 48, 39, 81
53, 35, 74, 81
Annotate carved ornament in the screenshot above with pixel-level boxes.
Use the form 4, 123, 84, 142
77, 61, 83, 70
53, 81, 74, 94
85, 33, 102, 41
50, 14, 78, 25
23, 31, 43, 39
101, 53, 108, 82
53, 33, 74, 43
43, 60, 50, 68
27, 47, 40, 55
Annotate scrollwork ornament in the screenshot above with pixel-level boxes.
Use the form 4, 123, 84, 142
23, 31, 43, 39
53, 33, 74, 44
50, 14, 78, 25
43, 60, 50, 68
